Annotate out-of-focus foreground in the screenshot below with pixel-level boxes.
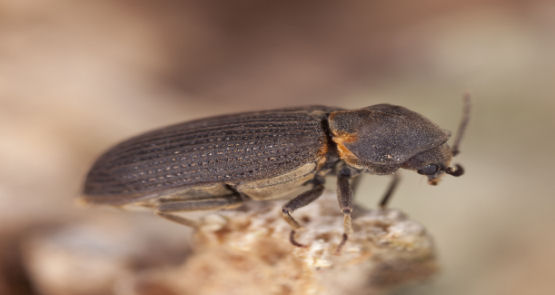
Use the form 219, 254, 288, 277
1, 1, 555, 294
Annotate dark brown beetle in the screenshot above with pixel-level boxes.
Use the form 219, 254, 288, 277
82, 96, 470, 247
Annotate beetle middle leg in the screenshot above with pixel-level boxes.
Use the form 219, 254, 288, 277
155, 193, 244, 228
281, 176, 325, 247
378, 173, 401, 209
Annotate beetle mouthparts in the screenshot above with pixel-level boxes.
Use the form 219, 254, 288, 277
428, 178, 440, 186
445, 164, 464, 177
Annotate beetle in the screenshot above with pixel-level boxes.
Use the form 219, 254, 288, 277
82, 96, 470, 247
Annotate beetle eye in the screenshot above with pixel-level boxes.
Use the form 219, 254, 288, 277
417, 164, 439, 175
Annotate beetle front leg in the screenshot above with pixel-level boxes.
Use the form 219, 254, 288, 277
281, 179, 325, 247
337, 168, 354, 245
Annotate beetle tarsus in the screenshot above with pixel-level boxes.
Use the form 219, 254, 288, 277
281, 208, 301, 229
343, 212, 353, 235
336, 233, 349, 254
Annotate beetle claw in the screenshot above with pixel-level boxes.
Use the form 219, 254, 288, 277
289, 230, 308, 248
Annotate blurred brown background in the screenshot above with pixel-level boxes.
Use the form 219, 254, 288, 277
1, 0, 555, 294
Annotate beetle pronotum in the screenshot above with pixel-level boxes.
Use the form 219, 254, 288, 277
82, 96, 470, 247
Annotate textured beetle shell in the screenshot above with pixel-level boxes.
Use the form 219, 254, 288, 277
83, 106, 336, 204
329, 104, 450, 166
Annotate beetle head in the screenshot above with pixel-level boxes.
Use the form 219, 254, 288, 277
329, 95, 470, 185
400, 143, 464, 185
402, 95, 470, 185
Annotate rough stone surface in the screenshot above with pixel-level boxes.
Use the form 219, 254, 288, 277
115, 192, 437, 295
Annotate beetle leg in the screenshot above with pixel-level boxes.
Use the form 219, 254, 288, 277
378, 173, 401, 209
155, 212, 200, 228
281, 184, 325, 228
154, 193, 244, 228
337, 168, 354, 251
281, 180, 325, 247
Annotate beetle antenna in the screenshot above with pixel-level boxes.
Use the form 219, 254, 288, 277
451, 93, 471, 156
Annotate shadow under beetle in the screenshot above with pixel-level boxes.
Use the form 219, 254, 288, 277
82, 96, 470, 247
